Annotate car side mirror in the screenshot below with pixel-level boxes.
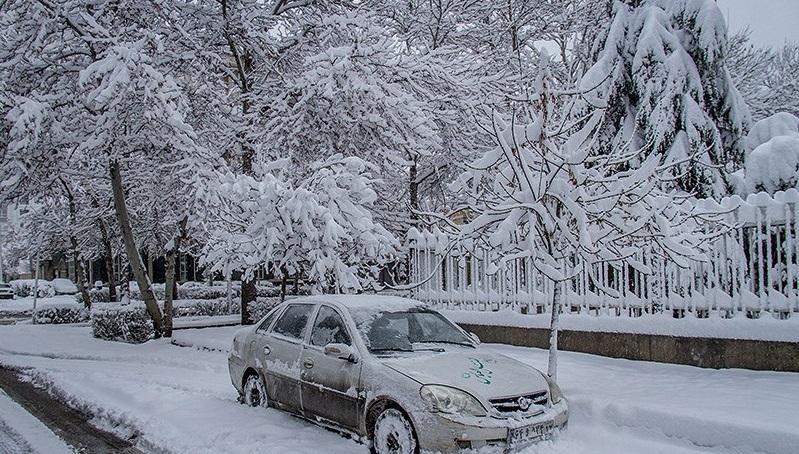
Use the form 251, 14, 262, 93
469, 332, 481, 345
324, 343, 359, 363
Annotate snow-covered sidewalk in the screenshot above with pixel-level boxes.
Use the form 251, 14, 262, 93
0, 323, 797, 454
0, 390, 76, 454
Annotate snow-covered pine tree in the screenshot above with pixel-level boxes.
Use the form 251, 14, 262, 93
575, 0, 750, 198
452, 52, 708, 380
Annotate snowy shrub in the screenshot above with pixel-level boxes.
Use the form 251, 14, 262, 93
246, 297, 282, 324
257, 284, 282, 298
75, 287, 110, 305
745, 112, 799, 154
174, 298, 238, 317
178, 285, 235, 300
127, 282, 283, 301
129, 284, 166, 301
33, 305, 90, 324
745, 136, 799, 193
737, 113, 799, 194
172, 296, 280, 322
92, 307, 155, 344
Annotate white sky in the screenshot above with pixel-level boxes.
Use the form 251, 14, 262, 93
716, 0, 799, 48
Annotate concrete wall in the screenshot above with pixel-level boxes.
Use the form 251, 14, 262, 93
457, 323, 799, 372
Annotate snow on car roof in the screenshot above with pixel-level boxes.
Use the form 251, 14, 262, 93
293, 294, 428, 313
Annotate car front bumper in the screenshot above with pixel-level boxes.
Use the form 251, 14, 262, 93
411, 400, 569, 453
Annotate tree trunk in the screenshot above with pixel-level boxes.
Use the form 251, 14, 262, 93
280, 271, 287, 303
241, 278, 257, 325
409, 156, 419, 224
547, 281, 562, 381
163, 217, 188, 338
147, 254, 154, 283
95, 215, 118, 302
71, 237, 92, 310
163, 251, 177, 337
110, 160, 164, 337
59, 177, 92, 310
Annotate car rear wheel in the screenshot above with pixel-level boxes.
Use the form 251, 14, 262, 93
242, 373, 268, 407
371, 407, 417, 454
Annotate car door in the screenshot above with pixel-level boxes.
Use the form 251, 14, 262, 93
300, 305, 362, 431
255, 303, 315, 414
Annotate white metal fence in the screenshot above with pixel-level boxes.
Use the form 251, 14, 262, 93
408, 190, 799, 319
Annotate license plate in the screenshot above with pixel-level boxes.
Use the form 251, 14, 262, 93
508, 421, 554, 446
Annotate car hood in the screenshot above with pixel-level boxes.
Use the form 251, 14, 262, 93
380, 348, 548, 400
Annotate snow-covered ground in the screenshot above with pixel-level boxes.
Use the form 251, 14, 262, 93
0, 321, 797, 454
0, 390, 76, 454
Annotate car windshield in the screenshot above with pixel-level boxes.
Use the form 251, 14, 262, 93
351, 307, 474, 352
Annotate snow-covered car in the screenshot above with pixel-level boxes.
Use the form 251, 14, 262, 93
228, 295, 568, 453
50, 278, 79, 295
0, 282, 14, 299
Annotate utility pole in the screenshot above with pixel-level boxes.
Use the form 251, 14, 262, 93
0, 202, 6, 282
32, 244, 40, 324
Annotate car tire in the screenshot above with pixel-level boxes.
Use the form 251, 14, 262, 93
242, 373, 268, 408
371, 407, 418, 454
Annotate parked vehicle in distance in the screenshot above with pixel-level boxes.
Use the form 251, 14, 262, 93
228, 295, 568, 454
50, 278, 79, 295
0, 282, 14, 299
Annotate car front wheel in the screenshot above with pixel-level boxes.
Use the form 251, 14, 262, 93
242, 373, 268, 407
372, 407, 418, 454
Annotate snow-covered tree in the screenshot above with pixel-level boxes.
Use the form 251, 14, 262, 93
452, 53, 708, 380
576, 0, 750, 198
202, 155, 398, 304
1, 0, 218, 336
258, 9, 480, 233
728, 31, 799, 123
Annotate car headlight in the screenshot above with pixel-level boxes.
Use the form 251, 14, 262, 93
420, 385, 486, 416
542, 373, 564, 404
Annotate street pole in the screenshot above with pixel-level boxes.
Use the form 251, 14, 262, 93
0, 233, 4, 282
32, 246, 40, 324
0, 204, 5, 282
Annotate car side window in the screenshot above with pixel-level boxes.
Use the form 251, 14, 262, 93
272, 304, 314, 340
310, 306, 352, 347
255, 308, 280, 333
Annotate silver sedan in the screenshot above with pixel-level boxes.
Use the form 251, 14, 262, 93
228, 295, 568, 453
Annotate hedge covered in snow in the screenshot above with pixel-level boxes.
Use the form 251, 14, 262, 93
33, 305, 90, 324
126, 281, 284, 301
92, 307, 155, 344
174, 297, 280, 322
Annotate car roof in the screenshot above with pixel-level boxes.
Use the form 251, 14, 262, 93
290, 294, 428, 312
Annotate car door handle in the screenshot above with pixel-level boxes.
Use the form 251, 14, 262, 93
263, 345, 271, 356
303, 358, 314, 369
